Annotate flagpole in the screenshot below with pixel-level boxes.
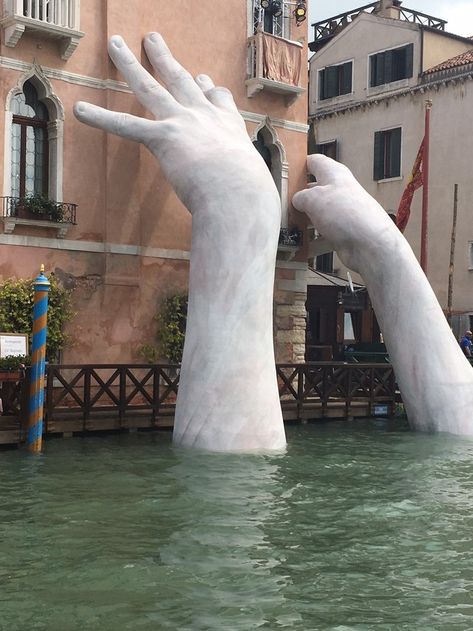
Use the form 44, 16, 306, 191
420, 99, 432, 273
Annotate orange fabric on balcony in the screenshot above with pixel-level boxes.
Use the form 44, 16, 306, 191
262, 32, 301, 86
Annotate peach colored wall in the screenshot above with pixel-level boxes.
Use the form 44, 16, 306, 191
0, 1, 308, 362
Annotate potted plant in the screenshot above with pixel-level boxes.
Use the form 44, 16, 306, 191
0, 355, 29, 381
16, 193, 64, 222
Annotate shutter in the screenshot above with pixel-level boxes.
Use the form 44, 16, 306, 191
369, 55, 376, 87
319, 69, 326, 100
390, 127, 401, 177
375, 52, 385, 86
373, 131, 385, 180
326, 66, 339, 98
384, 49, 393, 83
405, 43, 414, 78
342, 62, 352, 94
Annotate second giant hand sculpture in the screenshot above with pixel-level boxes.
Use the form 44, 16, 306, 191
74, 34, 286, 452
293, 155, 473, 436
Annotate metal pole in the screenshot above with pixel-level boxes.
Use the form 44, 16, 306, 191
447, 184, 459, 326
25, 265, 50, 453
420, 100, 432, 273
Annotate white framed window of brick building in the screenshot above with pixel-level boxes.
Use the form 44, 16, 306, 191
4, 69, 64, 207
373, 127, 402, 181
318, 61, 353, 101
369, 43, 414, 88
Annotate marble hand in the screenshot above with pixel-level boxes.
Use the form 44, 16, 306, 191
74, 33, 278, 216
293, 153, 473, 436
292, 154, 397, 275
75, 33, 285, 451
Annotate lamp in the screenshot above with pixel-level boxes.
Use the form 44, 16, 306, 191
261, 0, 283, 17
295, 2, 307, 24
272, 1, 283, 17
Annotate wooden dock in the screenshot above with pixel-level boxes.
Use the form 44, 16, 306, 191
0, 362, 397, 447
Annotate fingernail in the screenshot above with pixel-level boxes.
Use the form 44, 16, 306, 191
110, 35, 124, 48
148, 32, 161, 43
73, 102, 86, 115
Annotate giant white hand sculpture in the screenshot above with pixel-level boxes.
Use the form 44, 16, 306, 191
74, 34, 286, 451
294, 154, 473, 435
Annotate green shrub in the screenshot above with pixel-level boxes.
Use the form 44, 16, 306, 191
20, 194, 64, 222
0, 275, 74, 361
139, 293, 188, 364
0, 355, 30, 371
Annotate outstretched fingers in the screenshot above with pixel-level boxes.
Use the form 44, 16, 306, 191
107, 35, 177, 118
144, 32, 208, 107
73, 102, 157, 144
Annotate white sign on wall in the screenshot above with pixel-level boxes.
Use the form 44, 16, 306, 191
0, 333, 28, 358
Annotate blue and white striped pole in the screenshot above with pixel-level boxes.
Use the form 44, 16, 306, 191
25, 265, 50, 453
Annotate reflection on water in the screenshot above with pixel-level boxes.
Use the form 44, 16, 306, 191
1, 421, 473, 630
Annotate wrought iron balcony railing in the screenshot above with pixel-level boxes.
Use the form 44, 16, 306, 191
279, 227, 303, 247
1, 196, 77, 224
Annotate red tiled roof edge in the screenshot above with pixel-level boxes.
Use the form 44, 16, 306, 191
424, 49, 473, 75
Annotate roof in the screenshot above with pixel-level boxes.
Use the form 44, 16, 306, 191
424, 49, 473, 75
307, 268, 365, 288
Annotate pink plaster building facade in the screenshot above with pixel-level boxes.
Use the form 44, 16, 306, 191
0, 1, 309, 363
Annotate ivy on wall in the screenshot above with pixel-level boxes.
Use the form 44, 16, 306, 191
140, 293, 188, 364
0, 275, 74, 361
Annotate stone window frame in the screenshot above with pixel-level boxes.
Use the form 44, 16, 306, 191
4, 66, 64, 204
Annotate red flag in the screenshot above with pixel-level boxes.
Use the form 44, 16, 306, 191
396, 139, 424, 233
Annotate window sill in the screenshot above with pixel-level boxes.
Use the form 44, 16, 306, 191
1, 217, 73, 238
0, 14, 84, 60
317, 92, 354, 105
375, 176, 403, 183
367, 78, 410, 96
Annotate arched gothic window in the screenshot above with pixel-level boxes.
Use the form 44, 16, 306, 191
10, 80, 49, 199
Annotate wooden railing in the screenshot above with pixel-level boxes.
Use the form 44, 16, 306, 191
277, 362, 396, 419
31, 362, 397, 428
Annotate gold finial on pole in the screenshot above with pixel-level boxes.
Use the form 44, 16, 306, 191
40, 264, 45, 274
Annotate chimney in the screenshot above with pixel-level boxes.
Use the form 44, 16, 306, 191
376, 0, 402, 19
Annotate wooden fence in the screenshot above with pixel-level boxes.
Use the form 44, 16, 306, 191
0, 362, 398, 443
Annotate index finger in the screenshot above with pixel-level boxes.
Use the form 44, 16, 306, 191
307, 154, 352, 185
108, 35, 178, 118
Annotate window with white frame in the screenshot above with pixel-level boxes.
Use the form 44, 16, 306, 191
373, 127, 401, 180
369, 44, 414, 87
318, 62, 352, 100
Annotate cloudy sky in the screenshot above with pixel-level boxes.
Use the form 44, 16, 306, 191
308, 1, 473, 38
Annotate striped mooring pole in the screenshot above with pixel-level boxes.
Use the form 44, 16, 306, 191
25, 265, 50, 453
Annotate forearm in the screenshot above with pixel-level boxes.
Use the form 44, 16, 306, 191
358, 232, 473, 433
173, 195, 285, 450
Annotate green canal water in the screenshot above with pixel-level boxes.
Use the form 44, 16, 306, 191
1, 420, 473, 630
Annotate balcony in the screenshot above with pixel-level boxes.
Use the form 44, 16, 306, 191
246, 28, 305, 100
278, 227, 303, 261
1, 0, 84, 59
1, 196, 77, 238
